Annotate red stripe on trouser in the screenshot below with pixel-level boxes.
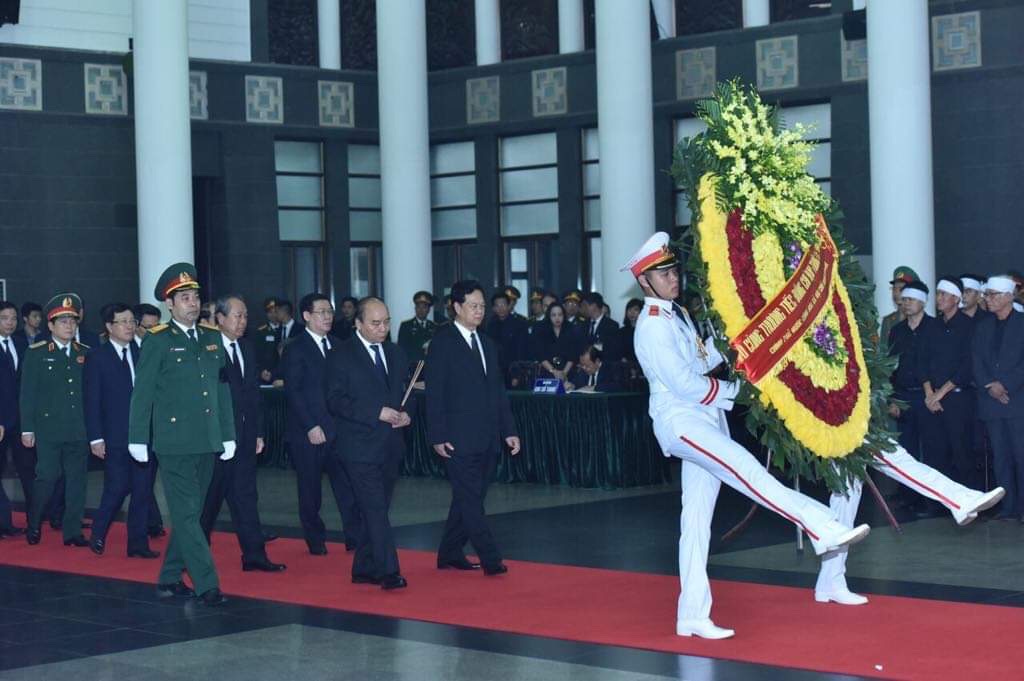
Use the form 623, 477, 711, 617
681, 436, 819, 541
700, 378, 718, 405
874, 453, 960, 509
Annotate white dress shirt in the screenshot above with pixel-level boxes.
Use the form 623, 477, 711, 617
453, 320, 487, 374
0, 334, 18, 370
306, 327, 330, 357
356, 330, 388, 372
222, 333, 245, 378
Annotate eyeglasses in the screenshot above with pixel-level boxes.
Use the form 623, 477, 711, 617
460, 303, 486, 311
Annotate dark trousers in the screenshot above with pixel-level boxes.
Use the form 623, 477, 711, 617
27, 440, 88, 540
0, 433, 36, 507
90, 446, 155, 553
147, 457, 164, 531
291, 439, 362, 548
439, 446, 501, 568
0, 478, 11, 529
344, 455, 401, 579
984, 417, 1024, 517
156, 451, 218, 595
200, 446, 267, 562
920, 390, 973, 485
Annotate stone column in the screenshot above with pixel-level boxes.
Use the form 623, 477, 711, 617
558, 0, 584, 53
475, 0, 501, 65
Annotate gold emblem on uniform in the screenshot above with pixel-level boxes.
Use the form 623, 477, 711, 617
205, 344, 217, 351
76, 355, 85, 364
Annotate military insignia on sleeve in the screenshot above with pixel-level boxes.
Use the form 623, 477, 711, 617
205, 344, 218, 351
648, 307, 660, 316
29, 340, 47, 349
76, 355, 85, 364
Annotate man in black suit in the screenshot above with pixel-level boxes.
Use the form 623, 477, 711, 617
200, 295, 285, 572
18, 302, 48, 345
74, 301, 102, 348
331, 296, 358, 340
281, 293, 362, 554
0, 301, 31, 535
327, 297, 411, 590
972, 276, 1024, 520
85, 303, 159, 558
581, 292, 621, 361
484, 290, 528, 386
426, 280, 520, 575
565, 345, 622, 393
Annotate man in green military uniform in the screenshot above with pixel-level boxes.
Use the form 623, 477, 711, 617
21, 294, 90, 546
397, 290, 436, 363
129, 263, 235, 606
880, 266, 919, 345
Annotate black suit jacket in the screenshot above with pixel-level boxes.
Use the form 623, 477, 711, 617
0, 334, 27, 430
326, 336, 411, 464
568, 364, 622, 393
583, 316, 621, 359
220, 336, 265, 450
76, 327, 102, 348
84, 341, 138, 448
972, 310, 1024, 420
424, 324, 516, 454
282, 331, 338, 445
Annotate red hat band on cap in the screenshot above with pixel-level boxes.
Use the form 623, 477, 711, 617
630, 246, 674, 277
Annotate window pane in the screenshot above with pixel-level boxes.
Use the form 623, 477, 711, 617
274, 141, 322, 173
512, 278, 530, 299
348, 176, 382, 209
430, 141, 475, 174
674, 117, 708, 144
500, 167, 558, 202
350, 210, 382, 241
499, 132, 557, 168
818, 180, 831, 197
431, 175, 476, 208
278, 209, 323, 241
584, 197, 601, 232
582, 163, 600, 196
582, 128, 599, 162
350, 247, 370, 299
293, 246, 320, 297
807, 141, 831, 179
781, 103, 831, 140
348, 144, 381, 174
510, 247, 528, 273
431, 208, 477, 240
276, 175, 322, 208
589, 237, 603, 293
675, 192, 693, 227
501, 201, 559, 236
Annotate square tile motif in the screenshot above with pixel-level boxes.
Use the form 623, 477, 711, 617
932, 11, 981, 71
318, 80, 354, 127
466, 75, 499, 124
0, 57, 42, 111
756, 36, 798, 91
84, 63, 127, 115
532, 67, 567, 117
841, 34, 867, 82
676, 47, 716, 100
245, 75, 283, 124
189, 71, 208, 120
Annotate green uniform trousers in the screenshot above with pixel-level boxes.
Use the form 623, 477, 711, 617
28, 440, 88, 541
156, 451, 219, 595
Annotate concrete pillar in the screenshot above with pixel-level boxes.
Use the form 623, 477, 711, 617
558, 0, 584, 53
867, 0, 935, 314
595, 0, 656, 318
475, 0, 501, 66
743, 0, 770, 28
317, 0, 341, 69
651, 0, 676, 39
132, 0, 194, 305
376, 0, 433, 325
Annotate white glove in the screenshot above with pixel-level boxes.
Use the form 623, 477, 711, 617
711, 379, 740, 411
128, 443, 149, 463
220, 440, 236, 461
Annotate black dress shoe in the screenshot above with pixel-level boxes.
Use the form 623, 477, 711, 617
196, 588, 227, 606
128, 548, 161, 559
63, 535, 89, 547
156, 581, 195, 598
308, 543, 328, 556
147, 526, 167, 538
380, 574, 407, 590
437, 557, 481, 571
90, 538, 105, 555
263, 533, 278, 542
242, 558, 287, 572
483, 563, 508, 576
0, 526, 25, 537
26, 528, 41, 545
345, 542, 357, 552
352, 574, 381, 585
49, 519, 62, 530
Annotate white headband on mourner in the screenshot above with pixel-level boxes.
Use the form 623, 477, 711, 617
936, 280, 962, 298
901, 287, 927, 303
984, 276, 1016, 294
961, 277, 982, 292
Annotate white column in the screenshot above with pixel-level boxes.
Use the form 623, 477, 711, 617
867, 0, 935, 315
595, 0, 656, 319
558, 0, 584, 53
475, 0, 501, 66
742, 0, 770, 28
132, 0, 194, 306
376, 0, 433, 327
651, 0, 676, 39
317, 0, 341, 69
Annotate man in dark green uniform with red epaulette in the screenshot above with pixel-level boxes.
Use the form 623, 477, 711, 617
129, 263, 235, 606
21, 293, 90, 546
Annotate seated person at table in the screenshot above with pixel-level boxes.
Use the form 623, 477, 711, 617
565, 345, 622, 393
528, 302, 582, 384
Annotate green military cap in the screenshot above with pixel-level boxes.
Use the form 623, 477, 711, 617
413, 290, 434, 306
504, 285, 522, 302
563, 289, 582, 303
45, 293, 82, 321
155, 262, 201, 301
889, 266, 919, 285
528, 287, 545, 302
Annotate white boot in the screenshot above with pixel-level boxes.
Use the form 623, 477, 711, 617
815, 588, 869, 605
952, 487, 1005, 526
810, 523, 871, 556
676, 618, 735, 639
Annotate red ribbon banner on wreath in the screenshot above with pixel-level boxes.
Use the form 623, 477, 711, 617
729, 214, 837, 384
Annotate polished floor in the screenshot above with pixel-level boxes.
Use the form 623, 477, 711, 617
1, 462, 1022, 680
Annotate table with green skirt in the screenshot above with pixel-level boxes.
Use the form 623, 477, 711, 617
259, 388, 670, 490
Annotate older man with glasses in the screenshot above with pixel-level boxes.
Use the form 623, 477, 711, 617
972, 276, 1024, 520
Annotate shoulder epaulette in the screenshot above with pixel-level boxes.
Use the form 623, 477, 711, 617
74, 341, 90, 350
148, 323, 169, 334
257, 324, 268, 331
199, 322, 219, 331
29, 340, 47, 349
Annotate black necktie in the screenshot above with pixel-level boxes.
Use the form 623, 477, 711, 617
187, 328, 197, 344
121, 346, 132, 384
320, 337, 329, 357
1, 339, 10, 369
371, 344, 389, 386
589, 321, 597, 340
231, 342, 243, 378
471, 332, 486, 374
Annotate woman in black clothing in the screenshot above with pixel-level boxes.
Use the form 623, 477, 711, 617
528, 302, 582, 382
617, 298, 644, 363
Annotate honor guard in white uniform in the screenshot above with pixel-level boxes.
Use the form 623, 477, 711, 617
624, 232, 871, 640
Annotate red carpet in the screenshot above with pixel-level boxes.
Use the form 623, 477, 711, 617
2, 515, 1021, 680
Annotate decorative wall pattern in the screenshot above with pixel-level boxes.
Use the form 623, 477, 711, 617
756, 36, 799, 91
245, 75, 283, 124
84, 63, 127, 115
467, 76, 500, 124
532, 66, 567, 117
841, 35, 867, 82
0, 57, 42, 111
189, 71, 208, 120
676, 47, 716, 100
318, 80, 354, 128
932, 11, 982, 71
